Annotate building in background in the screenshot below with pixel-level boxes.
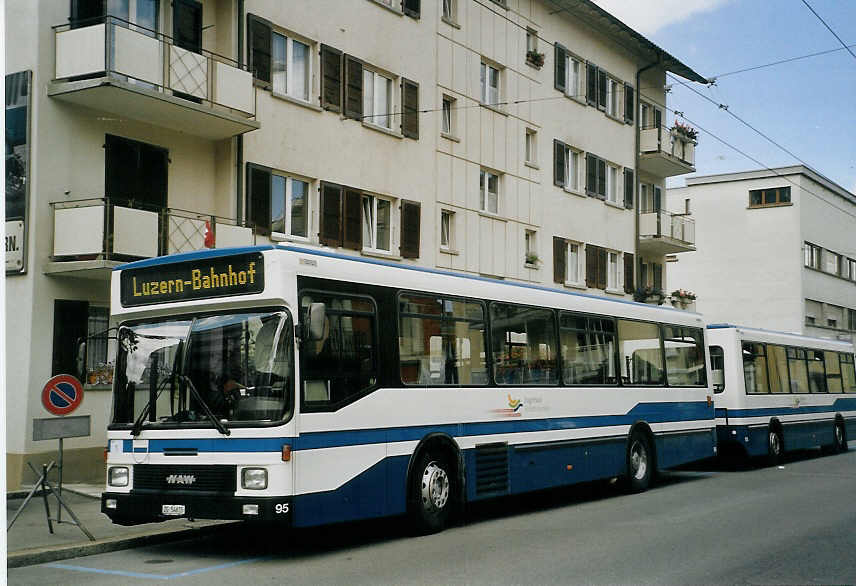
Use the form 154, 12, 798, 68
4, 0, 704, 488
667, 166, 856, 342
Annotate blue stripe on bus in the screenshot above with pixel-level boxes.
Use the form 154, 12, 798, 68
123, 401, 713, 453
721, 397, 856, 419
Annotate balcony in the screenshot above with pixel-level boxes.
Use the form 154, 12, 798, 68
46, 199, 256, 280
639, 125, 696, 177
49, 17, 258, 140
639, 209, 696, 255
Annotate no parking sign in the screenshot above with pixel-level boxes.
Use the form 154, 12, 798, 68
41, 374, 84, 416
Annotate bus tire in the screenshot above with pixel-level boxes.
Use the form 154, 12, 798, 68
625, 431, 653, 493
410, 450, 454, 534
833, 420, 847, 454
767, 426, 783, 465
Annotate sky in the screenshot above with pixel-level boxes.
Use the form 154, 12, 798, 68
593, 0, 856, 193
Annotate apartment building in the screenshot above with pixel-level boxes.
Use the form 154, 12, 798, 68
667, 166, 856, 342
4, 0, 704, 488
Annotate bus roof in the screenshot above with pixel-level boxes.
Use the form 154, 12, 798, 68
708, 323, 853, 349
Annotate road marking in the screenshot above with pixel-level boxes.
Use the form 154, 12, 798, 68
46, 557, 270, 580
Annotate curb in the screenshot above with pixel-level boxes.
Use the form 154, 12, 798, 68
8, 521, 240, 568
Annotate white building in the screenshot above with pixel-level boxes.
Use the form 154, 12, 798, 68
4, 0, 704, 488
667, 166, 856, 341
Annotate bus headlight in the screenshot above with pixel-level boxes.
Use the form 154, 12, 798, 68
241, 468, 268, 490
108, 466, 129, 487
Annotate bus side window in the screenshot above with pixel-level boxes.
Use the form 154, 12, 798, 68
709, 345, 724, 393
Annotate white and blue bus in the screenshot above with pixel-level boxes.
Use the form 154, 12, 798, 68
102, 246, 716, 532
707, 324, 856, 462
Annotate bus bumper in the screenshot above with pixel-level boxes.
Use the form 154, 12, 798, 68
101, 491, 292, 525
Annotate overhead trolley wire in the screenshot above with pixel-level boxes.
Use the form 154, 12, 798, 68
800, 0, 856, 62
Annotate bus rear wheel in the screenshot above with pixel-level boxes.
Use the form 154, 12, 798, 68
767, 427, 783, 465
625, 431, 653, 493
833, 421, 847, 453
410, 451, 454, 534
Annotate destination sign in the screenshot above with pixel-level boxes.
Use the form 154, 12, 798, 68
120, 252, 264, 307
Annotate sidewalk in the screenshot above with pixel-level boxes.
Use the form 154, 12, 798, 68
6, 484, 236, 568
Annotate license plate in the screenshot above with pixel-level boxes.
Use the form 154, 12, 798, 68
162, 504, 185, 516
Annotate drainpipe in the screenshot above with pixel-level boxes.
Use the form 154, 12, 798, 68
635, 54, 663, 292
236, 0, 245, 224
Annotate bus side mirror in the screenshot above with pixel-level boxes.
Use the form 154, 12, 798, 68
306, 303, 327, 342
75, 338, 87, 382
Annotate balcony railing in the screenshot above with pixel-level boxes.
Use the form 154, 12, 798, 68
50, 16, 257, 138
50, 198, 255, 264
639, 209, 696, 255
639, 125, 696, 177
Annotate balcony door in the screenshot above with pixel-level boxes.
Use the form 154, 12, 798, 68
105, 134, 168, 212
173, 0, 202, 53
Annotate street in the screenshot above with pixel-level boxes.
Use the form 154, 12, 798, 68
9, 447, 856, 585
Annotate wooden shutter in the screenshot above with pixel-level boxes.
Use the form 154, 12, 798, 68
585, 244, 597, 287
585, 153, 596, 195
401, 0, 420, 18
624, 168, 634, 209
586, 62, 597, 105
401, 78, 419, 139
597, 247, 608, 290
321, 44, 343, 111
343, 55, 363, 120
653, 263, 663, 290
319, 183, 343, 246
624, 252, 634, 294
553, 237, 566, 284
554, 140, 566, 187
247, 14, 271, 84
624, 83, 635, 124
173, 0, 202, 53
52, 300, 89, 378
342, 189, 362, 250
70, 0, 105, 28
400, 200, 421, 258
597, 68, 607, 109
554, 43, 567, 92
248, 165, 271, 235
597, 158, 607, 199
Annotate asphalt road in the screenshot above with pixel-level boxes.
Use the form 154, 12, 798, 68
9, 447, 856, 585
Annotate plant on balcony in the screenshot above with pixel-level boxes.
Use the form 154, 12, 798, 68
526, 50, 545, 68
670, 288, 696, 309
525, 252, 540, 266
671, 120, 698, 141
633, 286, 666, 305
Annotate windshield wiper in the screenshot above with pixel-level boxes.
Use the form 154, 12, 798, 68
178, 375, 231, 436
130, 376, 172, 436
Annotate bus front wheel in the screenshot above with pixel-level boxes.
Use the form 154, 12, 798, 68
833, 421, 848, 453
410, 451, 454, 534
625, 431, 653, 493
767, 427, 783, 465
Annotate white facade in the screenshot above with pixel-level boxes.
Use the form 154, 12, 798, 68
667, 166, 856, 342
4, 0, 703, 488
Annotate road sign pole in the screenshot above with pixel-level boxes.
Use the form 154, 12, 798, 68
57, 437, 63, 523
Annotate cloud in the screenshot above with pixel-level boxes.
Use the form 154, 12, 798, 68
591, 0, 731, 35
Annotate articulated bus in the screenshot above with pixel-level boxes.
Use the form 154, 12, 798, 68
707, 324, 856, 462
102, 246, 716, 532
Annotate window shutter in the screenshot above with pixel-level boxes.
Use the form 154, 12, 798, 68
597, 68, 607, 109
653, 263, 663, 290
585, 244, 597, 288
139, 143, 168, 210
173, 0, 202, 54
400, 200, 421, 258
597, 158, 606, 199
247, 14, 272, 84
554, 43, 567, 92
624, 252, 634, 294
623, 168, 634, 209
70, 0, 105, 28
553, 236, 566, 284
624, 83, 635, 124
248, 165, 271, 235
342, 189, 362, 250
554, 140, 565, 187
52, 300, 89, 378
343, 55, 363, 120
585, 153, 596, 195
401, 78, 419, 139
401, 0, 420, 18
319, 183, 343, 246
586, 62, 597, 105
321, 44, 343, 112
597, 247, 608, 290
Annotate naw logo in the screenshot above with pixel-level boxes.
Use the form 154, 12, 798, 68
165, 474, 196, 485
493, 394, 524, 417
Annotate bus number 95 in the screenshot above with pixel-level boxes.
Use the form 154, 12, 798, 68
275, 503, 290, 514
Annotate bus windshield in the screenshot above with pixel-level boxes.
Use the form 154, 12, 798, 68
112, 310, 293, 429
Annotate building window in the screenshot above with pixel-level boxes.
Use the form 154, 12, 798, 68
363, 69, 393, 129
479, 169, 499, 214
442, 0, 456, 22
585, 153, 607, 199
525, 230, 537, 265
849, 309, 856, 331
248, 165, 309, 238
526, 29, 537, 53
825, 250, 842, 276
847, 258, 856, 282
362, 194, 392, 252
271, 32, 310, 101
749, 186, 791, 207
605, 77, 619, 117
440, 209, 454, 250
52, 300, 111, 386
553, 140, 581, 191
804, 242, 821, 269
567, 242, 581, 284
105, 134, 168, 210
442, 95, 454, 134
525, 129, 537, 165
608, 252, 619, 290
606, 164, 619, 203
480, 62, 500, 106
